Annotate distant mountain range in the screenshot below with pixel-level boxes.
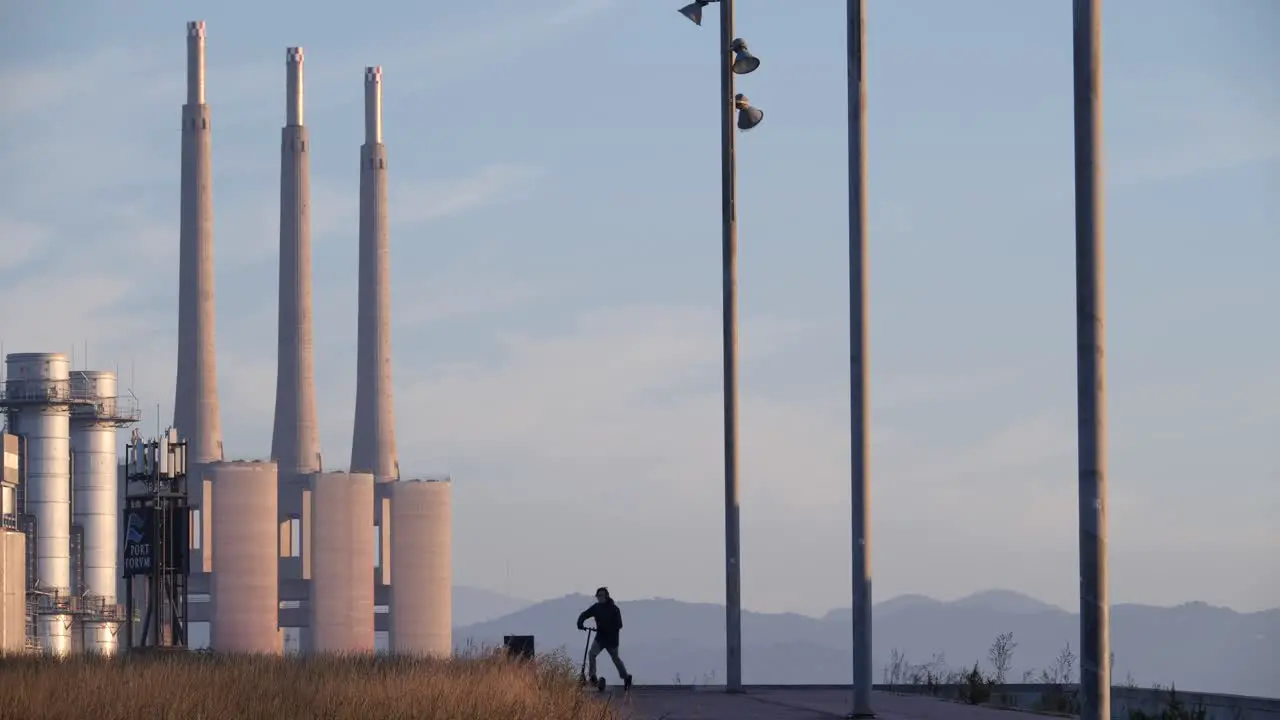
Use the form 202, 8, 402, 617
452, 586, 534, 627
452, 589, 1279, 698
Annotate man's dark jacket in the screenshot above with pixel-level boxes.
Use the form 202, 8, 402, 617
577, 599, 624, 649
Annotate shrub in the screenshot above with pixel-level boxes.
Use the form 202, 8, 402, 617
958, 662, 995, 706
1129, 686, 1209, 720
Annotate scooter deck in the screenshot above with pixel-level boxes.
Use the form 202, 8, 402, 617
577, 676, 611, 693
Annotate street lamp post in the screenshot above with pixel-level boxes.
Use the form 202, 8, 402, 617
1072, 1, 1110, 719
847, 0, 873, 717
677, 0, 764, 694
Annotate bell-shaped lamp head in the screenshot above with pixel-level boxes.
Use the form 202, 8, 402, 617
735, 93, 764, 131
678, 1, 709, 25
730, 38, 760, 75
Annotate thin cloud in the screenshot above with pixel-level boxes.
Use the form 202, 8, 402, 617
389, 243, 544, 331
203, 299, 828, 472
201, 162, 543, 266
389, 0, 618, 68
391, 302, 843, 506
395, 164, 542, 226
1114, 106, 1280, 187
871, 371, 1015, 414
1110, 69, 1280, 187
0, 219, 46, 271
0, 46, 169, 119
0, 0, 619, 122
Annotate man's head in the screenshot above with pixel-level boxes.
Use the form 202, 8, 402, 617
595, 587, 610, 602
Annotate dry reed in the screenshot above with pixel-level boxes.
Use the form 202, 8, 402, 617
0, 647, 624, 720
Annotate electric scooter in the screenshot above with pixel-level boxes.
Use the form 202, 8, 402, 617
578, 626, 607, 692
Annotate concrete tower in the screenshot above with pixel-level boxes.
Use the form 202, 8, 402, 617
271, 47, 321, 482
351, 66, 399, 482
173, 20, 223, 467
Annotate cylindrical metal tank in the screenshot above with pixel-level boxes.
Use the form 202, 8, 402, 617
308, 471, 374, 653
1, 530, 26, 653
70, 370, 130, 655
4, 352, 73, 656
209, 461, 280, 654
388, 478, 451, 656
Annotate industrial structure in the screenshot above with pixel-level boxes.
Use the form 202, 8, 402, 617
388, 479, 452, 656
122, 429, 192, 650
70, 370, 138, 654
0, 356, 140, 655
210, 461, 280, 654
174, 20, 221, 596
2, 434, 26, 653
0, 19, 452, 656
352, 65, 400, 485
271, 43, 325, 653
4, 354, 75, 655
272, 45, 322, 489
309, 472, 375, 653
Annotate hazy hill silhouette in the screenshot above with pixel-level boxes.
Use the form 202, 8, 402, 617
453, 590, 1279, 697
452, 586, 533, 627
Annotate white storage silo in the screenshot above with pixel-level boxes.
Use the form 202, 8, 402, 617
70, 370, 136, 655
388, 478, 451, 656
308, 471, 374, 653
3, 353, 74, 655
209, 461, 280, 654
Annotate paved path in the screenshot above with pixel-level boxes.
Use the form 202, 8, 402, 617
614, 688, 1040, 720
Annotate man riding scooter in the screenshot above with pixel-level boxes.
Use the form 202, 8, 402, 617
576, 586, 633, 690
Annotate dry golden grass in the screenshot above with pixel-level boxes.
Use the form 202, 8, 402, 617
0, 648, 624, 720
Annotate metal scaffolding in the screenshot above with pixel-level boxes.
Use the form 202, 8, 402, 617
123, 430, 191, 650
24, 588, 128, 652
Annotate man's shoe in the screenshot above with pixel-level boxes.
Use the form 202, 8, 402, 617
624, 674, 634, 690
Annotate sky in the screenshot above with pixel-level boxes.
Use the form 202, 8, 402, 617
0, 0, 1276, 618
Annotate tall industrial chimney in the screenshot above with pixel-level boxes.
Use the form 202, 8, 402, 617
174, 20, 222, 577
173, 20, 223, 466
351, 66, 400, 482
271, 47, 321, 482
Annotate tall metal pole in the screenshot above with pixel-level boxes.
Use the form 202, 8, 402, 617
847, 0, 873, 716
719, 0, 744, 695
1073, 1, 1109, 719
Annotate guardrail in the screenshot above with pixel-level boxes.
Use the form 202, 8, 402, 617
878, 682, 1280, 720
28, 590, 127, 621
0, 382, 141, 422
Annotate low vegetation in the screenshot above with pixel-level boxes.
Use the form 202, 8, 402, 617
0, 647, 621, 720
1128, 687, 1209, 720
883, 632, 1210, 720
